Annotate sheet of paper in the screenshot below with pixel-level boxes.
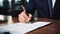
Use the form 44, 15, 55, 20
0, 22, 51, 34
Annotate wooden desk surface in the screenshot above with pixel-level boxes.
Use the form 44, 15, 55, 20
0, 18, 60, 34
27, 18, 60, 34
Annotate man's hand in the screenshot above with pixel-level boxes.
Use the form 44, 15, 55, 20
18, 5, 32, 23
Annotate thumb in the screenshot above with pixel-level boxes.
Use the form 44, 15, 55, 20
29, 14, 32, 18
28, 14, 32, 21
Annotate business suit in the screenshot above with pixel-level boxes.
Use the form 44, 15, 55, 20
25, 0, 60, 19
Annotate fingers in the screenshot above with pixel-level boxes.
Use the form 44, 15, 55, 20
24, 14, 32, 23
18, 11, 26, 22
18, 5, 32, 23
18, 11, 32, 23
22, 11, 29, 19
18, 15, 25, 22
28, 14, 32, 21
18, 11, 28, 22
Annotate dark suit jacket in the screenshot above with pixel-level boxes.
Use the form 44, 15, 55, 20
25, 0, 60, 19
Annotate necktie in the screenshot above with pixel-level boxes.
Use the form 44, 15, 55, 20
48, 0, 54, 18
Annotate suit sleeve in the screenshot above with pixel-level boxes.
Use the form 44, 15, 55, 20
24, 0, 36, 14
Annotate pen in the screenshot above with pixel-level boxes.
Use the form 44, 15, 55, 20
22, 5, 36, 23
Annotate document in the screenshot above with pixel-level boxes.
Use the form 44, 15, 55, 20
0, 22, 51, 34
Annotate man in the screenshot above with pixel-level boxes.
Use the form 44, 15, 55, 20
18, 0, 60, 22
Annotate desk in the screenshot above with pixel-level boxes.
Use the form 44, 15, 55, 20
0, 18, 60, 34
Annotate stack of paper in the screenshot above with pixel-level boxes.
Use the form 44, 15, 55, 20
0, 22, 51, 34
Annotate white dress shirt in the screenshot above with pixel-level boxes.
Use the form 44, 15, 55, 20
52, 0, 56, 8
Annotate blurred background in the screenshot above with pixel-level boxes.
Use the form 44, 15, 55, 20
0, 0, 26, 17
